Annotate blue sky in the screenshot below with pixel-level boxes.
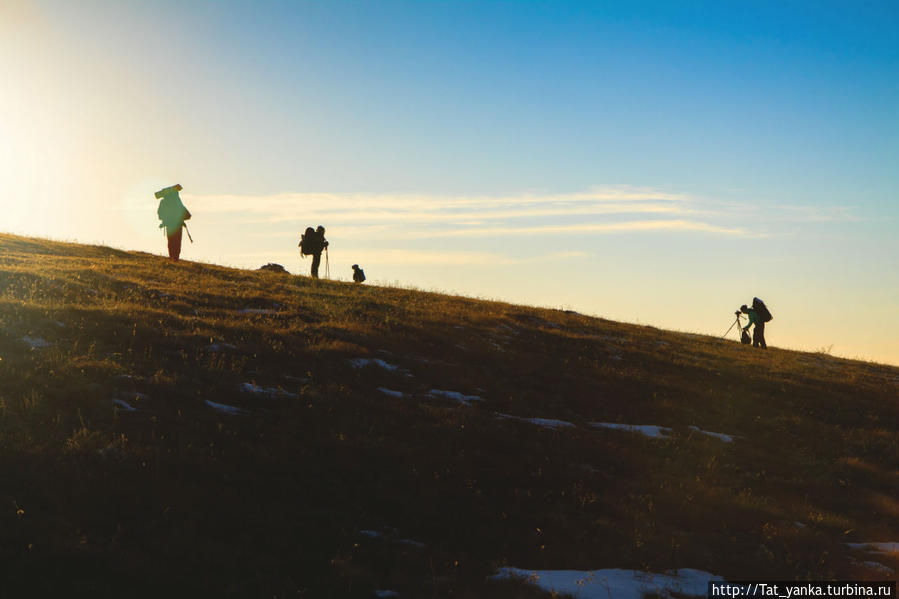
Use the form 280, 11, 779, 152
1, 0, 897, 363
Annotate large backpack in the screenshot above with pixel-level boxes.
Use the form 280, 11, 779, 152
752, 297, 773, 322
299, 227, 318, 255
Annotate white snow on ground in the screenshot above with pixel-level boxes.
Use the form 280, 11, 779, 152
377, 388, 404, 398
348, 358, 409, 375
494, 567, 722, 599
590, 422, 673, 439
241, 382, 300, 399
428, 389, 484, 406
688, 425, 735, 443
207, 343, 238, 351
113, 399, 137, 412
22, 336, 52, 350
861, 561, 895, 574
205, 400, 248, 415
237, 308, 280, 315
847, 542, 899, 554
497, 413, 575, 430
374, 591, 399, 598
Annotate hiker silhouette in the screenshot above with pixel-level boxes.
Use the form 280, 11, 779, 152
740, 303, 767, 349
156, 184, 191, 262
352, 264, 366, 284
298, 225, 328, 278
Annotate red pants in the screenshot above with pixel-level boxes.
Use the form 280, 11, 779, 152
167, 228, 183, 261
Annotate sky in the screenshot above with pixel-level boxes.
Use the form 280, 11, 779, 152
1, 0, 897, 365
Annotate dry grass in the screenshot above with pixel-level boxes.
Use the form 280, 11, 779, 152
0, 233, 897, 598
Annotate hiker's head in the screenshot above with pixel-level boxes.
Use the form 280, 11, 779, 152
316, 226, 325, 235
352, 264, 359, 270
740, 304, 749, 314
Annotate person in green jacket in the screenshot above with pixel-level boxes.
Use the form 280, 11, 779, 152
156, 184, 191, 262
740, 304, 767, 349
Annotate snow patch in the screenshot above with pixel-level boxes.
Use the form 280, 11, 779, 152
590, 423, 673, 439
497, 413, 575, 430
22, 336, 52, 350
207, 343, 238, 351
846, 542, 899, 554
377, 388, 404, 398
206, 400, 248, 415
428, 389, 484, 406
241, 382, 299, 399
861, 561, 895, 574
688, 425, 735, 443
494, 567, 722, 599
113, 399, 137, 412
397, 539, 425, 548
359, 530, 382, 539
348, 358, 409, 375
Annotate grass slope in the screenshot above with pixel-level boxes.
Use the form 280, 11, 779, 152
1, 233, 897, 597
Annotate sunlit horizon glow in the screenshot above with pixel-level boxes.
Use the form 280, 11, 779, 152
1, 0, 896, 366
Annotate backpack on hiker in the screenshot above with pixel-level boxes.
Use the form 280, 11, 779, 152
299, 227, 319, 256
752, 297, 773, 322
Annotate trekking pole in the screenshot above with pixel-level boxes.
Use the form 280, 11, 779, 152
183, 223, 194, 243
325, 247, 330, 279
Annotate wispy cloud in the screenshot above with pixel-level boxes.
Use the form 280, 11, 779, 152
397, 220, 752, 238
138, 186, 851, 247
177, 185, 748, 236
182, 186, 691, 218
338, 249, 590, 266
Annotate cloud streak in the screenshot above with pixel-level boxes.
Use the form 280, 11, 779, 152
396, 219, 751, 238
175, 185, 758, 238
130, 185, 848, 251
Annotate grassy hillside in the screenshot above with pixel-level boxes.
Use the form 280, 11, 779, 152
1, 233, 896, 598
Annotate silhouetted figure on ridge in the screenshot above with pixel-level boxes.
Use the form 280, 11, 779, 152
741, 298, 771, 349
352, 264, 366, 284
299, 225, 328, 278
156, 184, 191, 262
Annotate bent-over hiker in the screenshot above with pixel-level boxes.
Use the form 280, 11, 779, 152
299, 225, 329, 278
740, 304, 767, 349
352, 264, 366, 284
156, 184, 191, 262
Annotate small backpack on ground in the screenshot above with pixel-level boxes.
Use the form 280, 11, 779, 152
741, 329, 751, 344
299, 227, 317, 256
258, 263, 288, 274
752, 297, 773, 322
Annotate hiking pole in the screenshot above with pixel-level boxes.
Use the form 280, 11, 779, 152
325, 247, 330, 279
183, 223, 194, 243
